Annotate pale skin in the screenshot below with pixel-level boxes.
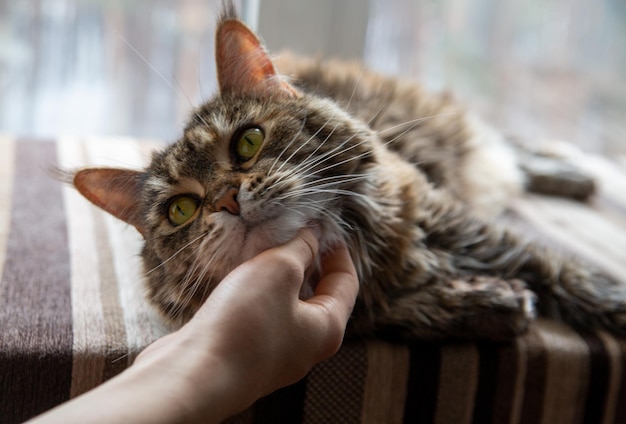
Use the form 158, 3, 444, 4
29, 228, 359, 424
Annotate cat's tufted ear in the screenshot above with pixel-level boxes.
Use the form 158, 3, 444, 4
73, 168, 147, 237
216, 17, 299, 98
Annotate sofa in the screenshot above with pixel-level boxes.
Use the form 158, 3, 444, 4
1, 135, 625, 423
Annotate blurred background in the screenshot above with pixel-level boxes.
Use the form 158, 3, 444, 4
0, 0, 624, 157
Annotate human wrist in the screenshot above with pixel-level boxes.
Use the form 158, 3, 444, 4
133, 324, 264, 423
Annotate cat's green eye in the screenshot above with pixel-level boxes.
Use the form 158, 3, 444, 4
168, 196, 198, 226
235, 127, 264, 161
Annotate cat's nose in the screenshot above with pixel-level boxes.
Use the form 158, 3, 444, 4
215, 187, 240, 215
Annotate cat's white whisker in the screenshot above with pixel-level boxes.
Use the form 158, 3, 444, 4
170, 243, 224, 322
290, 130, 363, 178
376, 113, 458, 137
272, 111, 339, 180
273, 172, 373, 195
277, 187, 374, 205
268, 112, 308, 176
295, 109, 351, 170
117, 32, 195, 111
146, 231, 210, 275
292, 104, 388, 176
111, 352, 133, 364
274, 104, 358, 182
273, 103, 385, 183
344, 64, 368, 111
297, 173, 374, 189
179, 257, 218, 319
289, 203, 348, 230
310, 146, 375, 177
272, 115, 325, 177
170, 255, 206, 319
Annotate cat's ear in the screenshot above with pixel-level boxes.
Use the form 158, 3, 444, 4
73, 168, 146, 237
216, 17, 299, 98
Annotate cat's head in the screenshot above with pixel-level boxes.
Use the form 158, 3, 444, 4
74, 10, 379, 323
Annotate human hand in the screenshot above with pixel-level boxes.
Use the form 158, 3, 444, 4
134, 227, 359, 421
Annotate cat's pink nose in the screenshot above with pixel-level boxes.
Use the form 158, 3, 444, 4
216, 187, 240, 215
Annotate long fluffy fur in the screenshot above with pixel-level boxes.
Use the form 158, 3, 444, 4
73, 11, 626, 340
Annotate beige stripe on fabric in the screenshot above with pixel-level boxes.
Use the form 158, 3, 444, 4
512, 196, 626, 280
0, 135, 15, 284
596, 331, 623, 424
58, 137, 108, 397
93, 202, 130, 381
434, 343, 479, 424
361, 341, 410, 424
85, 138, 169, 363
536, 319, 590, 424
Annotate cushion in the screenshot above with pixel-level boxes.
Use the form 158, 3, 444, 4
1, 135, 625, 423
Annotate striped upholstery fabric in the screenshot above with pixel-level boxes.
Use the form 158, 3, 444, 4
1, 135, 625, 423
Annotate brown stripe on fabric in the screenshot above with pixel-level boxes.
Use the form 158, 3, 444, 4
433, 343, 479, 424
253, 378, 307, 423
580, 331, 613, 424
492, 338, 527, 424
303, 341, 367, 423
594, 332, 624, 424
537, 320, 589, 424
0, 139, 73, 423
518, 323, 548, 424
361, 341, 410, 424
612, 337, 626, 424
403, 342, 441, 423
471, 342, 500, 424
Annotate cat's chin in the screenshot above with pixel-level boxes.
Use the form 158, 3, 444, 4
217, 211, 308, 265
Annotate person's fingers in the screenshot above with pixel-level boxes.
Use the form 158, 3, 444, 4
203, 227, 321, 306
247, 227, 320, 284
270, 226, 320, 271
309, 241, 359, 316
302, 242, 359, 360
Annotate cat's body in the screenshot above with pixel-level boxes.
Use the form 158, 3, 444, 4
73, 7, 626, 341
275, 54, 525, 219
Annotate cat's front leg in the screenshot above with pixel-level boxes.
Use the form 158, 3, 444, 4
350, 276, 536, 341
425, 275, 537, 340
414, 188, 626, 336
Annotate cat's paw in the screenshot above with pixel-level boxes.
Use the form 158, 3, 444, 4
445, 277, 537, 340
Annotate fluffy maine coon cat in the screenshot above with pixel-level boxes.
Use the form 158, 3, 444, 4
73, 6, 626, 341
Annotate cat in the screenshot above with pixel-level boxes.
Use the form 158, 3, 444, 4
72, 4, 626, 341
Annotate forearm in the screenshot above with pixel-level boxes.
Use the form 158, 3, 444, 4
28, 336, 252, 424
